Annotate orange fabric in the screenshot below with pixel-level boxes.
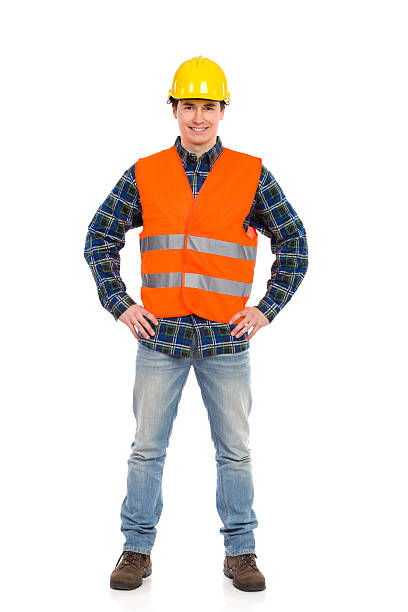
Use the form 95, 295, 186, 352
135, 145, 262, 323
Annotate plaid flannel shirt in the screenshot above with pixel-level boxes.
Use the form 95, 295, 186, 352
84, 135, 308, 357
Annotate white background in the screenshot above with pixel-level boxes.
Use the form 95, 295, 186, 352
1, 1, 407, 610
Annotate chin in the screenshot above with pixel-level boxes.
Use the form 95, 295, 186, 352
185, 128, 212, 138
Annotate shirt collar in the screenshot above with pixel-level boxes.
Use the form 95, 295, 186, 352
174, 135, 223, 170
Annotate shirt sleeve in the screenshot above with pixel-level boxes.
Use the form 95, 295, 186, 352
83, 164, 143, 321
244, 164, 309, 323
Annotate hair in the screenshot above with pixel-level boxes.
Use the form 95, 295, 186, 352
168, 96, 226, 112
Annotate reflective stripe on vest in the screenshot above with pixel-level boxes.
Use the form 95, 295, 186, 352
141, 270, 252, 296
185, 273, 253, 297
141, 271, 182, 288
140, 234, 257, 260
139, 234, 185, 253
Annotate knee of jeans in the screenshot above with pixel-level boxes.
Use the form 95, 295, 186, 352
215, 441, 252, 463
129, 439, 168, 461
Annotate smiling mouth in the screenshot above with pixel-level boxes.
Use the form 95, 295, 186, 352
190, 127, 208, 132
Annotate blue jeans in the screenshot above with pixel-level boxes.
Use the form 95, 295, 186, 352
120, 330, 258, 557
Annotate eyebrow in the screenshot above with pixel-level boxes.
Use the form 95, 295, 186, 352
181, 101, 217, 107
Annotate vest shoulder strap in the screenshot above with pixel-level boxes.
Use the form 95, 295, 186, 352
222, 146, 262, 164
134, 146, 173, 175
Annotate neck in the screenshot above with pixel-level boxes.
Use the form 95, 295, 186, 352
180, 136, 217, 158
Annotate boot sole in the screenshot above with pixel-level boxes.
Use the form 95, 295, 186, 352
110, 565, 152, 590
223, 566, 266, 591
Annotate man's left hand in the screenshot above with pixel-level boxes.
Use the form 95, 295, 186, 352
229, 306, 270, 340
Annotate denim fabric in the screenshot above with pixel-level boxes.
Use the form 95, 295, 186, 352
120, 330, 258, 556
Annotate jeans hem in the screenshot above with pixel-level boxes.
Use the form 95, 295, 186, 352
225, 548, 256, 556
123, 545, 152, 555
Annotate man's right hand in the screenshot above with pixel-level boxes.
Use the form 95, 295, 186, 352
118, 304, 159, 341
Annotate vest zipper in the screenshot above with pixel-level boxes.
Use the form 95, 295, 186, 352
172, 146, 225, 290
182, 193, 200, 289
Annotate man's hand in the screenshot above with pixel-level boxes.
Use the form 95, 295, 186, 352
229, 306, 270, 340
118, 304, 159, 341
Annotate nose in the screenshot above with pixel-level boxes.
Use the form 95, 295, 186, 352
193, 108, 205, 123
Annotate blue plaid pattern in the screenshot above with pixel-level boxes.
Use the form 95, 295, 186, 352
84, 135, 308, 357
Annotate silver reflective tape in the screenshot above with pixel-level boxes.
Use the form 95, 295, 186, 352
187, 235, 257, 261
140, 233, 257, 261
184, 273, 252, 297
140, 234, 185, 253
141, 272, 182, 288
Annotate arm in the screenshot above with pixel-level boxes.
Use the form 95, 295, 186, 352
83, 164, 143, 321
245, 164, 309, 323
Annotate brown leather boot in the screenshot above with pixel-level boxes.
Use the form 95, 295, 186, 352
224, 553, 266, 591
110, 551, 152, 590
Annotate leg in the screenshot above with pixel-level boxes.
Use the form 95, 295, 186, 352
193, 349, 258, 556
120, 342, 191, 554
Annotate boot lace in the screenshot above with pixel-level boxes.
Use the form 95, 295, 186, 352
115, 551, 146, 570
238, 553, 258, 569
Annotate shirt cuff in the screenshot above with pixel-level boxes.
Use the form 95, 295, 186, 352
108, 293, 137, 321
254, 299, 280, 324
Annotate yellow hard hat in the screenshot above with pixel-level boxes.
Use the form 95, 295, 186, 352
167, 55, 230, 105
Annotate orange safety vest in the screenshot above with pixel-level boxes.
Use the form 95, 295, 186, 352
134, 144, 262, 324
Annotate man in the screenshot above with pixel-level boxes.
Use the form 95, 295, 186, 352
84, 55, 308, 592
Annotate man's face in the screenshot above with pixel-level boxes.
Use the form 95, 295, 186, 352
172, 98, 225, 150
